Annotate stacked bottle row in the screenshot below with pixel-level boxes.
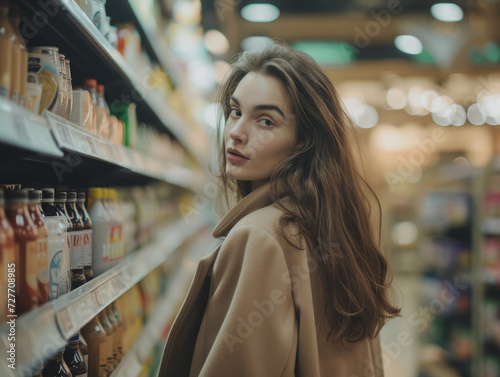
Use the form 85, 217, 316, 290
0, 183, 179, 319
33, 264, 167, 377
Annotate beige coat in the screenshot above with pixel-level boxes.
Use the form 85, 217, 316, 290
158, 183, 384, 377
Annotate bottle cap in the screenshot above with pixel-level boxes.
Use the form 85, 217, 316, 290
41, 188, 55, 199
97, 84, 105, 92
88, 187, 103, 199
77, 191, 86, 202
67, 191, 77, 202
55, 191, 67, 201
84, 79, 97, 87
5, 189, 29, 203
28, 190, 42, 202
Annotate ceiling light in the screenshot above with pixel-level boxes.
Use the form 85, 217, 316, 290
241, 36, 274, 51
241, 4, 280, 23
204, 29, 229, 55
467, 104, 486, 125
291, 41, 355, 65
386, 88, 407, 110
430, 3, 464, 22
394, 35, 423, 55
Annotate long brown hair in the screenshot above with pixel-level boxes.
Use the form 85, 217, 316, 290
215, 42, 400, 346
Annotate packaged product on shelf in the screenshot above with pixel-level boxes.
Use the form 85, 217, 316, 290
27, 190, 49, 306
41, 188, 71, 298
27, 49, 59, 115
79, 333, 89, 373
106, 304, 122, 363
25, 81, 43, 114
53, 191, 75, 294
90, 0, 107, 34
42, 349, 72, 377
110, 301, 124, 362
98, 309, 116, 373
109, 102, 137, 148
4, 189, 38, 315
87, 187, 113, 276
103, 188, 124, 264
70, 88, 95, 134
0, 189, 14, 319
57, 54, 69, 119
0, 0, 18, 103
76, 191, 94, 281
116, 24, 141, 68
96, 84, 110, 138
83, 79, 99, 135
63, 333, 88, 377
62, 191, 88, 290
0, 0, 13, 98
117, 188, 137, 255
80, 316, 108, 377
8, 4, 27, 106
109, 114, 124, 145
64, 59, 73, 119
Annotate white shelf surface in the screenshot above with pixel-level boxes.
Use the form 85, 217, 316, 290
0, 213, 208, 377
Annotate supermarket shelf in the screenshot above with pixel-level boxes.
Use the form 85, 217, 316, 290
110, 228, 213, 377
106, 0, 182, 88
0, 213, 209, 377
0, 98, 63, 158
19, 0, 200, 163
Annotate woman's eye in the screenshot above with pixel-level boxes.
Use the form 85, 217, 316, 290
230, 109, 241, 117
258, 119, 274, 127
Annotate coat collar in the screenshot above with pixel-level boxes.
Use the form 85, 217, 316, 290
212, 182, 287, 238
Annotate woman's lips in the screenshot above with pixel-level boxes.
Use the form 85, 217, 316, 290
227, 151, 249, 163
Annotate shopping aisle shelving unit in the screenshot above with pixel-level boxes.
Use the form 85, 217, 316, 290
0, 0, 213, 376
0, 213, 209, 377
417, 163, 481, 377
19, 0, 205, 165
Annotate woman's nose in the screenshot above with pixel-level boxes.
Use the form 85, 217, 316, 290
229, 118, 248, 144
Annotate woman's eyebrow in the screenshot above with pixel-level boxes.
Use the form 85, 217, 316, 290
231, 96, 286, 119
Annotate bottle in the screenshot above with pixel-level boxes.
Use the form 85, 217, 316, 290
8, 4, 27, 106
0, 189, 14, 319
111, 302, 124, 362
5, 189, 39, 315
53, 191, 73, 295
87, 188, 112, 276
81, 316, 108, 377
27, 190, 49, 306
76, 191, 93, 281
99, 309, 116, 372
41, 188, 70, 298
79, 333, 89, 374
0, 0, 12, 98
64, 191, 87, 290
42, 349, 71, 377
105, 189, 124, 266
96, 84, 110, 139
106, 305, 120, 365
63, 333, 87, 376
83, 79, 98, 136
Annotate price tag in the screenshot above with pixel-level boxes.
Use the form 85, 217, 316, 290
56, 307, 76, 337
57, 122, 74, 146
87, 136, 98, 156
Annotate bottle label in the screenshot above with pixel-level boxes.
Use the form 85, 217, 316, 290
68, 229, 92, 269
37, 236, 49, 303
92, 224, 111, 275
44, 217, 67, 299
108, 224, 123, 262
48, 248, 62, 300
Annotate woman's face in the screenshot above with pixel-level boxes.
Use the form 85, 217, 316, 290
224, 72, 297, 190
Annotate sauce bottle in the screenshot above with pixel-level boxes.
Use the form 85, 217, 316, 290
0, 189, 14, 320
106, 304, 123, 363
96, 84, 110, 139
27, 190, 49, 306
87, 188, 112, 276
0, 0, 13, 99
42, 349, 71, 377
111, 302, 124, 362
63, 333, 87, 376
99, 309, 116, 372
5, 189, 38, 315
83, 79, 98, 136
79, 333, 89, 374
41, 188, 70, 298
104, 188, 124, 267
81, 316, 108, 377
8, 4, 27, 106
64, 191, 87, 290
76, 191, 93, 281
53, 191, 74, 295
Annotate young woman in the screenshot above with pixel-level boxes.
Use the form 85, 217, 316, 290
158, 42, 400, 377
